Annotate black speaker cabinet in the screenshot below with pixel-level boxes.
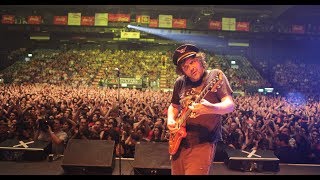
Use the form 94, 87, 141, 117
0, 139, 51, 161
61, 139, 115, 175
133, 141, 171, 175
224, 147, 280, 172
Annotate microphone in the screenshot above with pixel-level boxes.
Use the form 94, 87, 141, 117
114, 67, 121, 175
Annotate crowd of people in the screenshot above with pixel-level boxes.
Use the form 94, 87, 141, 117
2, 48, 266, 92
0, 47, 319, 165
0, 83, 319, 164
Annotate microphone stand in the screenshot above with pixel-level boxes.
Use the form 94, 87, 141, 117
116, 69, 122, 175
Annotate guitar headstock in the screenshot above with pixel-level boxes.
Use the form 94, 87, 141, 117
208, 72, 223, 92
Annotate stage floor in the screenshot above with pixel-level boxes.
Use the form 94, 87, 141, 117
0, 157, 320, 175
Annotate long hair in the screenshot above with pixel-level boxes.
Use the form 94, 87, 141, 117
175, 52, 208, 75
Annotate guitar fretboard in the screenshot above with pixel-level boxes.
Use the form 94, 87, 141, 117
179, 72, 222, 124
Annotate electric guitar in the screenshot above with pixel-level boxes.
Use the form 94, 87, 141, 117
168, 72, 223, 155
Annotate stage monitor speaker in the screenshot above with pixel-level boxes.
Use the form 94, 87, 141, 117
133, 141, 171, 175
224, 146, 280, 172
0, 139, 50, 161
61, 139, 115, 175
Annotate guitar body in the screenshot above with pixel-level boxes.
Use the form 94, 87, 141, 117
169, 126, 187, 155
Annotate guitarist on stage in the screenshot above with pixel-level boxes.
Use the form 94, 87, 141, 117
167, 44, 235, 175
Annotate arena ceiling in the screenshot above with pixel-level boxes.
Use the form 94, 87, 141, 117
0, 5, 275, 15
1, 5, 319, 24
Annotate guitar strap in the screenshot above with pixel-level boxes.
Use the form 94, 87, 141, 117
186, 69, 221, 143
205, 70, 222, 143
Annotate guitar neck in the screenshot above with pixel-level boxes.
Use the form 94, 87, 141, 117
179, 73, 220, 124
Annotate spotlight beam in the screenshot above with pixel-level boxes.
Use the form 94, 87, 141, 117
127, 25, 226, 52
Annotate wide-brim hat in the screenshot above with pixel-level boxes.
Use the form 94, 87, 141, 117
172, 44, 199, 65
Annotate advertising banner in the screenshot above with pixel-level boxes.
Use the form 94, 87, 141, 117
158, 15, 172, 28
172, 18, 186, 29
81, 16, 94, 26
1, 15, 15, 24
236, 22, 250, 32
68, 13, 81, 26
136, 15, 150, 24
27, 16, 42, 24
149, 19, 158, 27
94, 13, 108, 26
208, 20, 222, 30
120, 32, 140, 39
53, 16, 67, 25
108, 13, 130, 22
292, 25, 305, 34
222, 17, 236, 31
